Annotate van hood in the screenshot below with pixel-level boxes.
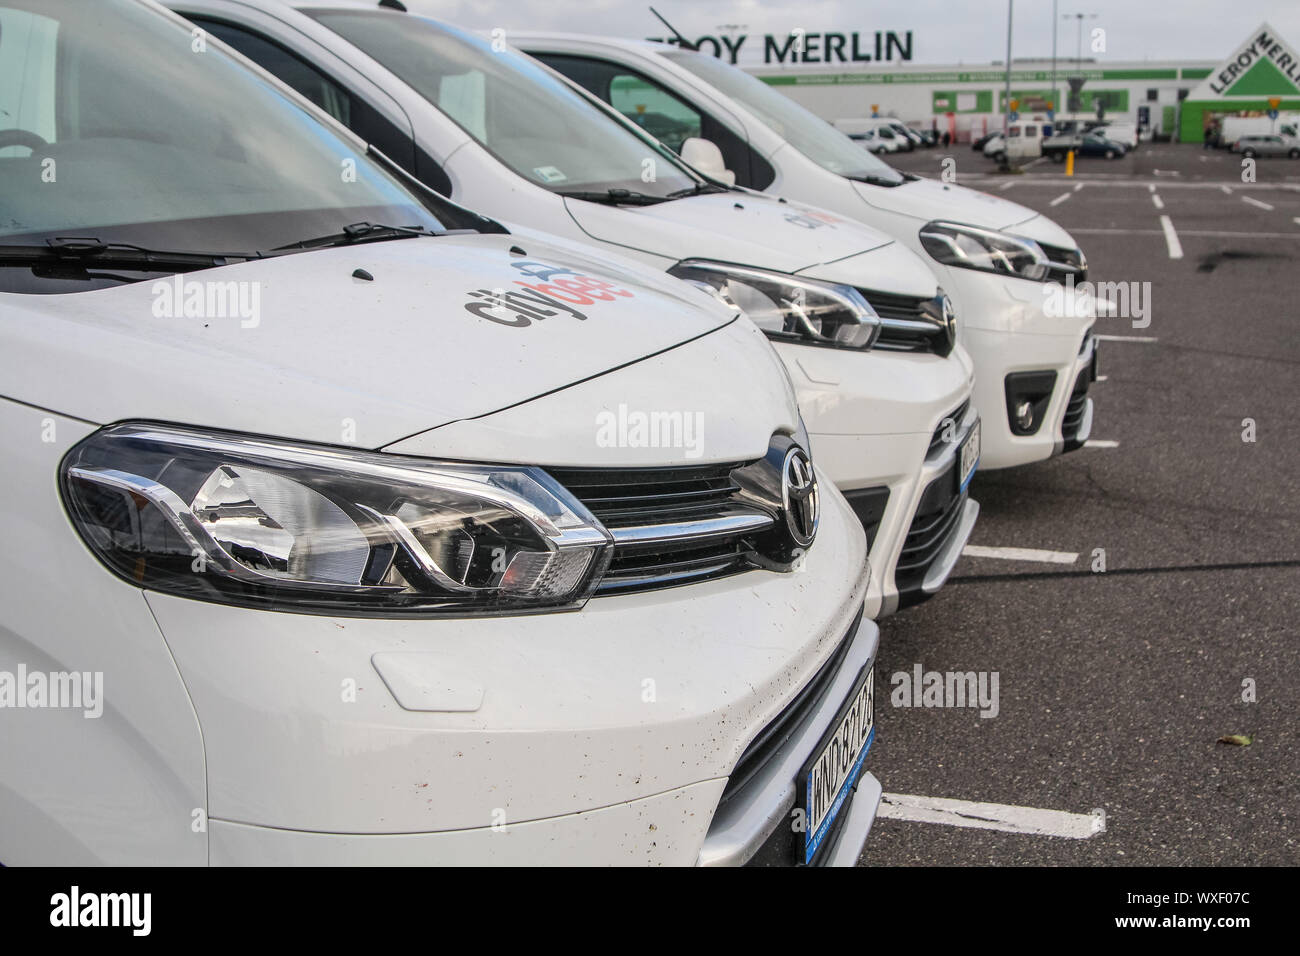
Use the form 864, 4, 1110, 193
852, 176, 1078, 248
0, 233, 737, 448
564, 190, 895, 275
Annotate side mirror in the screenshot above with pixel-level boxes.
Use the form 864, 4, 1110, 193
680, 137, 735, 186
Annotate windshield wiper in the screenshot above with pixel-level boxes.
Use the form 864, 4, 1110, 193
853, 174, 906, 188
0, 238, 261, 273
555, 188, 669, 206
269, 221, 444, 252
664, 182, 734, 199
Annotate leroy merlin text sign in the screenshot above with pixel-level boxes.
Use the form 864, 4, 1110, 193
1209, 27, 1300, 95
648, 31, 914, 65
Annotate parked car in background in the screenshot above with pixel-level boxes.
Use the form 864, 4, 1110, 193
849, 129, 899, 154
1090, 122, 1139, 150
891, 121, 928, 150
836, 118, 916, 152
518, 34, 1100, 475
1042, 131, 1128, 161
165, 0, 982, 619
1235, 134, 1300, 158
1219, 114, 1300, 149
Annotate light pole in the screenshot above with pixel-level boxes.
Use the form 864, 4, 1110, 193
1003, 0, 1014, 137
1062, 12, 1098, 115
1050, 0, 1058, 123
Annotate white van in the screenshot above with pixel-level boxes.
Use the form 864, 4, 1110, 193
2, 0, 880, 866
848, 128, 902, 154
165, 0, 981, 618
836, 117, 915, 152
983, 123, 1046, 163
518, 35, 1098, 472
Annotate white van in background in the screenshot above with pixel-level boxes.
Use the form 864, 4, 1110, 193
836, 118, 915, 152
521, 35, 1098, 474
982, 122, 1046, 163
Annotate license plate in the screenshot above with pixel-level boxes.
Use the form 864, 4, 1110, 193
800, 664, 875, 865
958, 419, 981, 493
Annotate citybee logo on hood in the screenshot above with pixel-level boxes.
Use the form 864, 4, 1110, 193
464, 259, 636, 328
784, 210, 844, 230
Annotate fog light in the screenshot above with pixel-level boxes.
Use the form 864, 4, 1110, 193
1004, 370, 1058, 437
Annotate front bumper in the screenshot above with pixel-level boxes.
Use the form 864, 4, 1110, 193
964, 324, 1096, 470
142, 473, 875, 864
933, 263, 1096, 470
774, 342, 977, 617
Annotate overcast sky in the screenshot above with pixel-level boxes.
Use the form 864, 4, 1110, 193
401, 0, 1300, 66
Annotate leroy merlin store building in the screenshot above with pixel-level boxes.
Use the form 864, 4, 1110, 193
748, 23, 1300, 144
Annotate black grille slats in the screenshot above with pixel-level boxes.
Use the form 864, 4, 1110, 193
547, 460, 772, 594
855, 287, 949, 354
550, 462, 741, 528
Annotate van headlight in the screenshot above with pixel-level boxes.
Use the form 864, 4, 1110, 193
669, 259, 881, 350
919, 221, 1051, 281
60, 423, 612, 616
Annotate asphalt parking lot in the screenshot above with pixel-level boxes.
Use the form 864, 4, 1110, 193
859, 143, 1300, 865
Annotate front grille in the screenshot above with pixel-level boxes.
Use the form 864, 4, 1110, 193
1037, 241, 1088, 283
927, 400, 970, 457
547, 460, 775, 596
549, 462, 742, 528
896, 467, 968, 609
855, 288, 951, 355
841, 487, 889, 548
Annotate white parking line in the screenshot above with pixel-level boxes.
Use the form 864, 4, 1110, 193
1073, 182, 1084, 192
1241, 195, 1275, 211
1221, 184, 1233, 195
961, 545, 1078, 564
1295, 217, 1300, 226
1097, 374, 1109, 382
878, 793, 1106, 839
1159, 214, 1183, 259
1049, 191, 1073, 207
999, 181, 1016, 190
1151, 193, 1164, 209
1147, 184, 1156, 193
1084, 439, 1120, 448
1095, 334, 1158, 342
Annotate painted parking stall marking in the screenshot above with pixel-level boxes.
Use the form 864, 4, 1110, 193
1096, 334, 1158, 343
1158, 215, 1183, 259
1241, 195, 1275, 211
962, 545, 1078, 564
878, 793, 1106, 839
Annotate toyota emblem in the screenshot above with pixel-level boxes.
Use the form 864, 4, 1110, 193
781, 446, 819, 548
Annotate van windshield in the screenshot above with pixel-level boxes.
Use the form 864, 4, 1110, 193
0, 0, 452, 279
662, 48, 906, 186
309, 10, 701, 198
